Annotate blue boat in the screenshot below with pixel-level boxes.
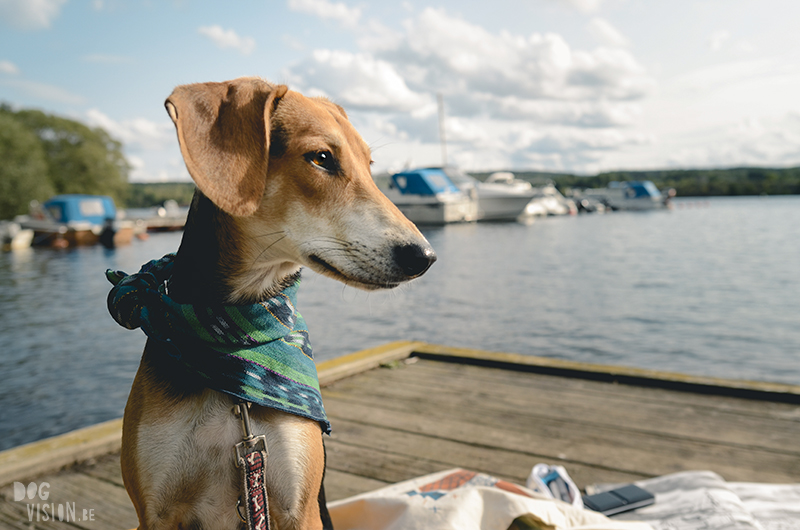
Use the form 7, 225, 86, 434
18, 194, 134, 247
383, 168, 478, 224
43, 194, 118, 225
581, 181, 673, 211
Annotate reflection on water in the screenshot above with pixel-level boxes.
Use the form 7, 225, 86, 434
1, 196, 799, 450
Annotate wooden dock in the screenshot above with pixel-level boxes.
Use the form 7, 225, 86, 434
2, 341, 799, 529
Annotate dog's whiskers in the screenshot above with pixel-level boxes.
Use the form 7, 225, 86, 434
247, 230, 287, 241
251, 233, 288, 266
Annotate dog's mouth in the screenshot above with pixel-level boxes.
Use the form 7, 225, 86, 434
308, 254, 402, 290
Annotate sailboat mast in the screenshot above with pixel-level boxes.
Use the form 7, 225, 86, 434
437, 93, 447, 168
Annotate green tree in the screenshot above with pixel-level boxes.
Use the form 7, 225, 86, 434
0, 112, 54, 219
7, 108, 130, 204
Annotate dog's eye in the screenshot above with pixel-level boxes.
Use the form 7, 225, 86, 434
305, 151, 339, 173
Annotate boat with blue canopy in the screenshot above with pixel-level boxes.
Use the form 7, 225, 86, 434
383, 168, 479, 224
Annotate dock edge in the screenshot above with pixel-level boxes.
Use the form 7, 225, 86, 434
3, 340, 799, 486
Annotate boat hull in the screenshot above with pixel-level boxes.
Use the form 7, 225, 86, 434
20, 219, 135, 248
475, 194, 535, 221
391, 195, 478, 224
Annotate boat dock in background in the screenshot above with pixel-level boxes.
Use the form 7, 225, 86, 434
1, 341, 799, 528
122, 200, 188, 232
15, 195, 135, 249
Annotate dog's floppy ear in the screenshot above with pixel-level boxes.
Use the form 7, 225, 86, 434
165, 78, 288, 217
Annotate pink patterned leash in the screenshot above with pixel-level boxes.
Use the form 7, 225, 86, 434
234, 401, 270, 530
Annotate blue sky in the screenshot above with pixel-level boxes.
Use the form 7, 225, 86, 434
2, 0, 800, 182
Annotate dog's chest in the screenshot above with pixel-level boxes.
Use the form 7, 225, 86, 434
134, 391, 311, 527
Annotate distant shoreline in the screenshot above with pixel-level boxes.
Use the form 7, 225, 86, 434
126, 166, 800, 209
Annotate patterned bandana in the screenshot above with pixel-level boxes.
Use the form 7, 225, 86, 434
105, 254, 330, 434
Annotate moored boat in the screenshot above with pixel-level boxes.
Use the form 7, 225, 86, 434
123, 200, 188, 232
16, 194, 134, 248
524, 181, 578, 217
449, 170, 537, 222
579, 181, 674, 211
384, 168, 479, 224
0, 221, 34, 251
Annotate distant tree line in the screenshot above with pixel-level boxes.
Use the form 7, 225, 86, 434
126, 182, 196, 209
3, 100, 798, 221
0, 104, 129, 220
472, 167, 800, 197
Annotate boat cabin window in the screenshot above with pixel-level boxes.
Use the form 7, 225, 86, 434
427, 174, 451, 191
79, 199, 106, 217
47, 205, 64, 222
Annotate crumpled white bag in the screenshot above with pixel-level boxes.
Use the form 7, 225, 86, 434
329, 469, 653, 530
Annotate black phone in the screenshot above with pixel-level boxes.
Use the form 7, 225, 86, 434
582, 484, 655, 516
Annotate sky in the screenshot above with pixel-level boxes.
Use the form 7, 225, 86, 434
2, 0, 800, 182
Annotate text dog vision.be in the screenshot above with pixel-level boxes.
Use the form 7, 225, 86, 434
14, 481, 96, 522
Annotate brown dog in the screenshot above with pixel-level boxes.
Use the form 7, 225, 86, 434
120, 77, 435, 529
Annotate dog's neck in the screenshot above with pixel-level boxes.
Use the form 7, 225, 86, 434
168, 192, 231, 304
169, 191, 297, 306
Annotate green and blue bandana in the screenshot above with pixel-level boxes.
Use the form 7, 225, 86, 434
106, 254, 330, 434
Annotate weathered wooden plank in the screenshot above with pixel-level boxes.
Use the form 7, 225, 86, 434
327, 417, 647, 489
403, 358, 800, 418
0, 470, 136, 530
317, 341, 420, 386
323, 469, 389, 502
328, 362, 800, 454
73, 454, 125, 490
0, 498, 80, 530
321, 393, 800, 483
3, 341, 800, 528
0, 420, 122, 488
412, 343, 800, 403
325, 438, 450, 485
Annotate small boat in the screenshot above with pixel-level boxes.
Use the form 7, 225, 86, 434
579, 181, 672, 211
123, 200, 189, 232
524, 181, 578, 217
384, 168, 479, 224
17, 194, 135, 248
449, 170, 537, 222
0, 221, 34, 251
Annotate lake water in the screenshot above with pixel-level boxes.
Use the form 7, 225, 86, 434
1, 196, 798, 450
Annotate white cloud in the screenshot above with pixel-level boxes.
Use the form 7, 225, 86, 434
0, 60, 19, 74
289, 50, 431, 112
197, 25, 255, 55
557, 0, 603, 14
495, 98, 640, 127
285, 6, 655, 173
287, 0, 361, 28
386, 8, 651, 102
664, 114, 800, 168
84, 109, 190, 182
708, 30, 730, 52
588, 18, 629, 47
0, 0, 66, 29
85, 109, 174, 151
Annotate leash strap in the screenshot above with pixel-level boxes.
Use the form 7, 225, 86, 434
240, 450, 269, 530
235, 402, 270, 530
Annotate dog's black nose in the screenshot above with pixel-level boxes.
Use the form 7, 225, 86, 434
393, 243, 437, 278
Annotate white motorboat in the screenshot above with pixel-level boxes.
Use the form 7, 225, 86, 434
447, 169, 537, 222
524, 181, 577, 217
579, 181, 673, 211
384, 168, 478, 224
0, 221, 34, 251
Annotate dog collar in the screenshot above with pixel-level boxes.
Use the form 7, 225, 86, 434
106, 254, 331, 434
